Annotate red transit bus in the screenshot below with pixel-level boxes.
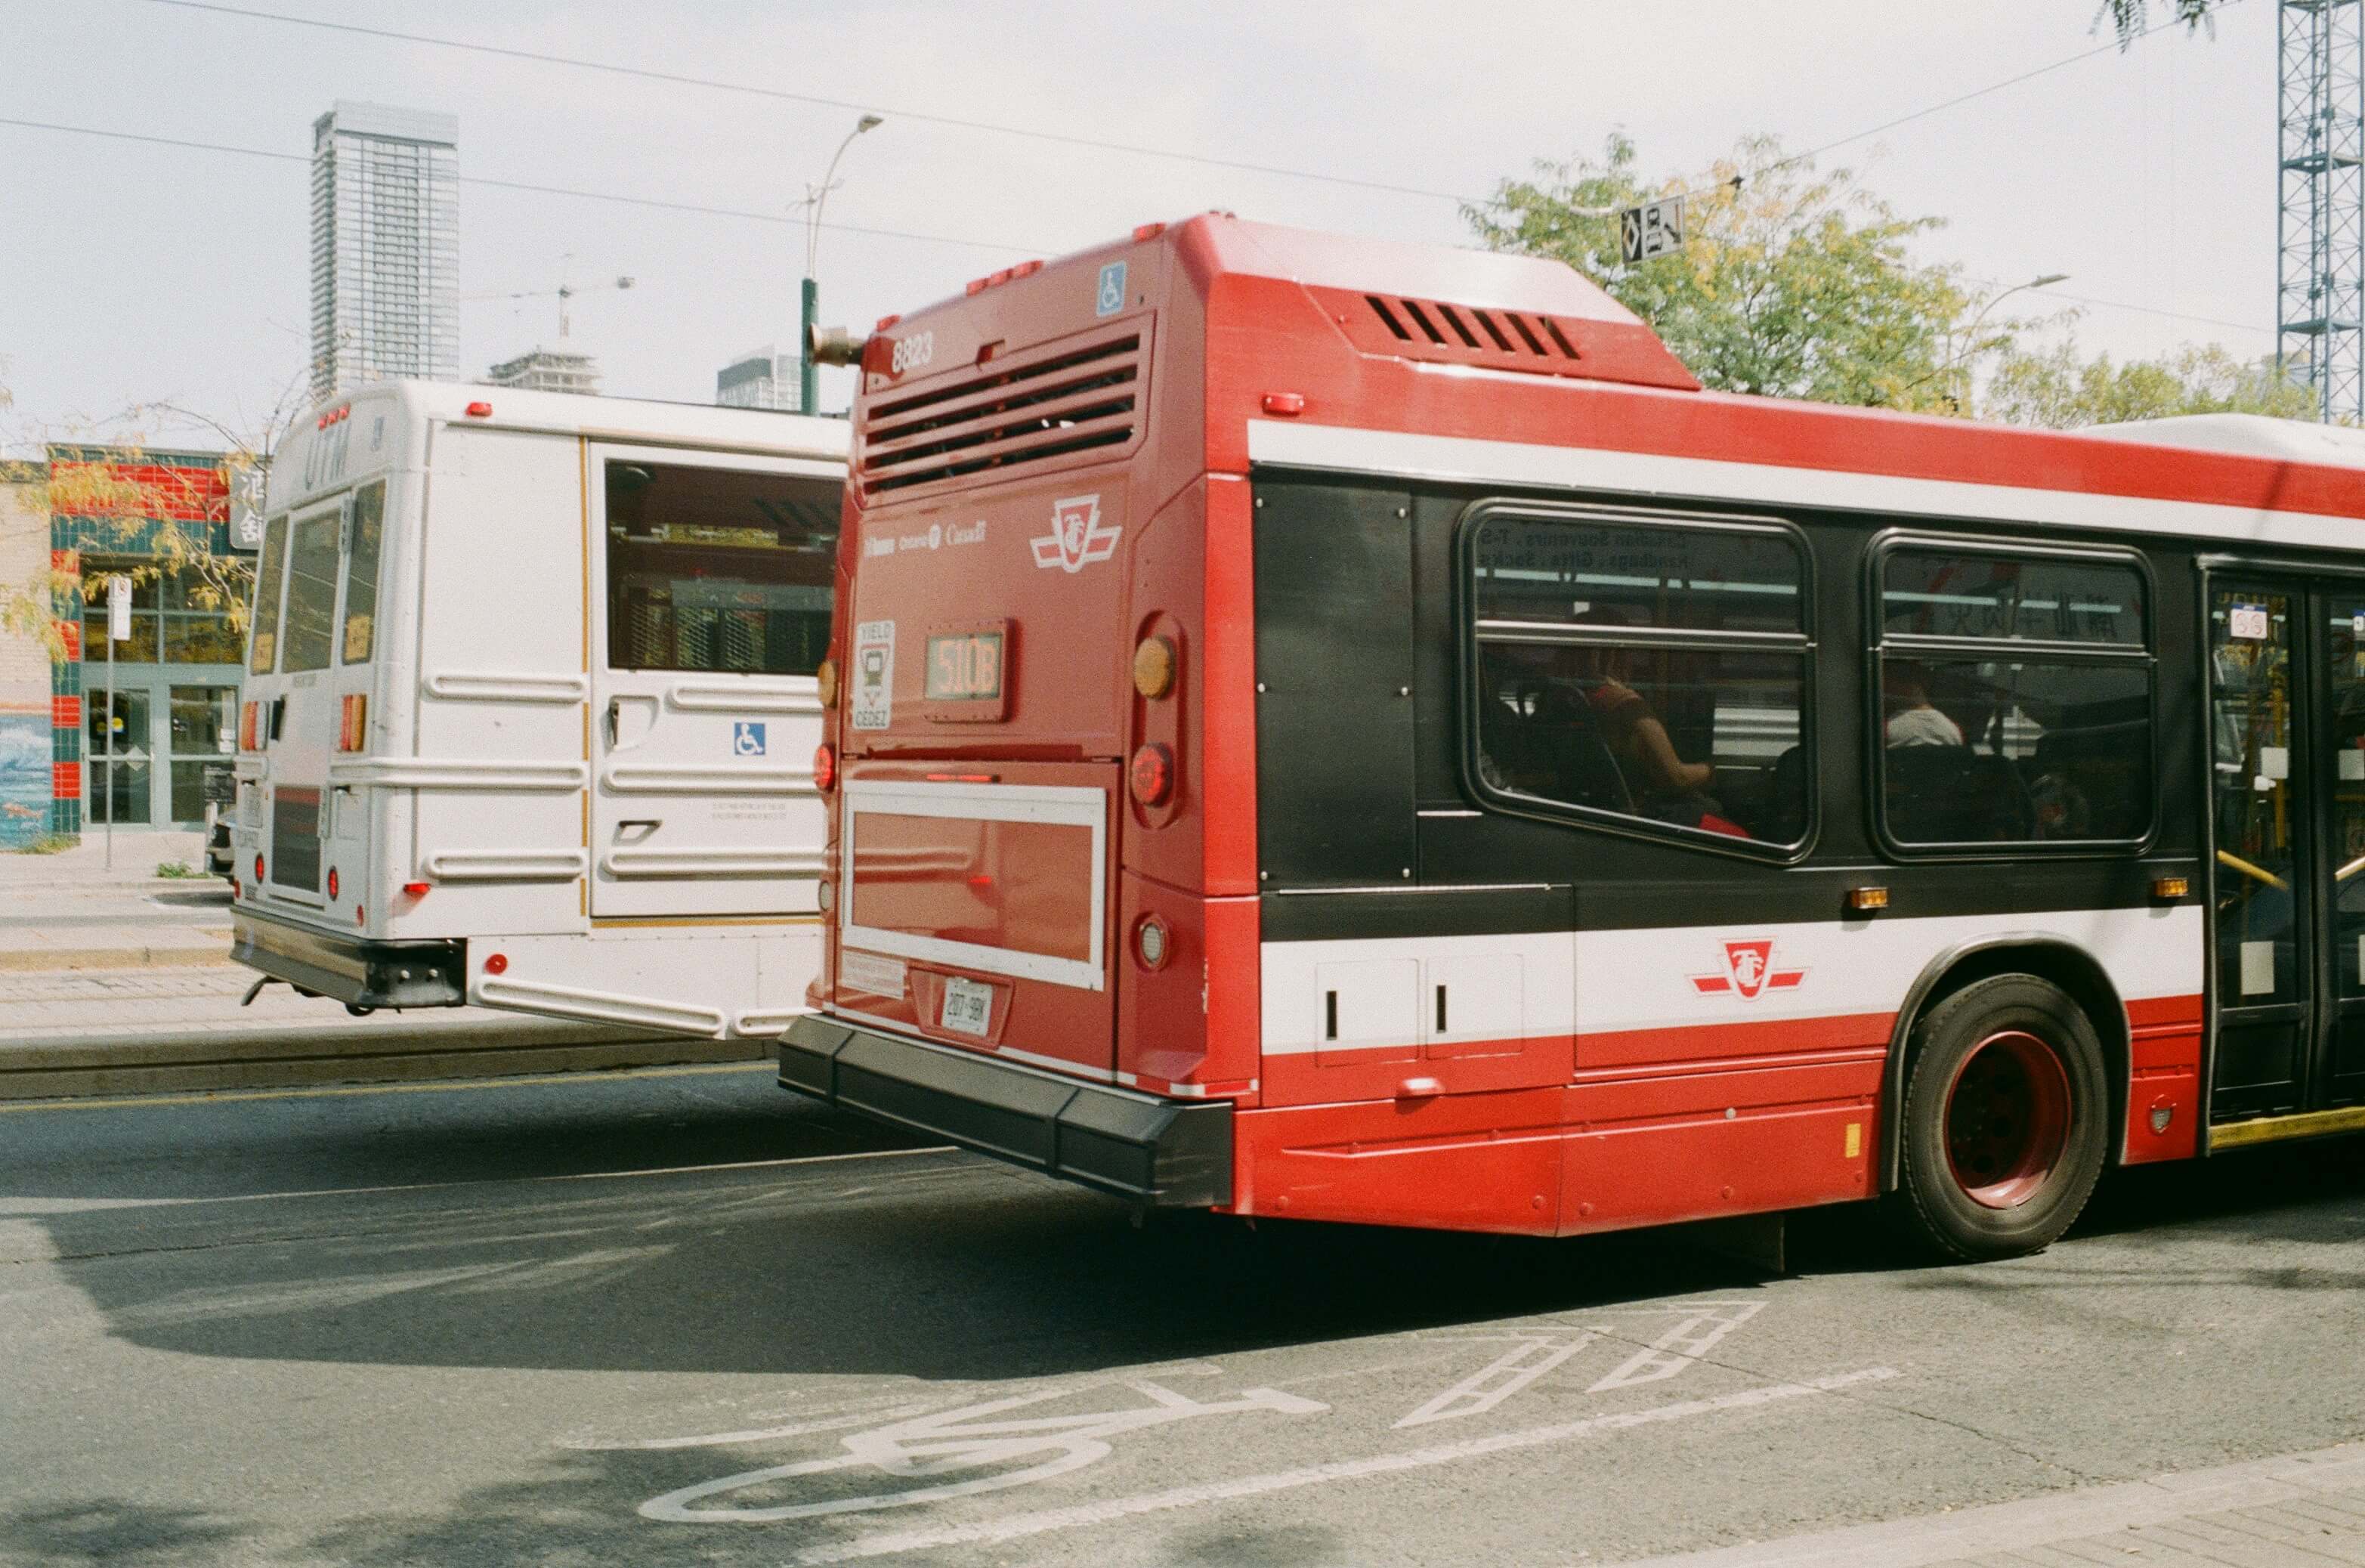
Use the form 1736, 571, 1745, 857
780, 213, 2365, 1261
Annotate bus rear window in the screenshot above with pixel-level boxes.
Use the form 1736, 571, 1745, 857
604, 461, 838, 677
280, 509, 342, 673
341, 481, 385, 663
247, 515, 289, 674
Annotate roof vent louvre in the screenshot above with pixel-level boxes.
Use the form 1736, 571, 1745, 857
858, 330, 1145, 496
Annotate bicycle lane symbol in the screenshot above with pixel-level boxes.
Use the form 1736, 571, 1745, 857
636, 1380, 1330, 1524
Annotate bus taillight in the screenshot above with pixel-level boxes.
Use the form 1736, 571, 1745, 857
337, 694, 366, 752
813, 744, 837, 792
1129, 744, 1172, 806
239, 701, 258, 751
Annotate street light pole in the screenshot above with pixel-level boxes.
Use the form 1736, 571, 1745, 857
1884, 272, 2069, 410
801, 113, 883, 416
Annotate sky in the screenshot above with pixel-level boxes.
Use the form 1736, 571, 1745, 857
0, 0, 2280, 453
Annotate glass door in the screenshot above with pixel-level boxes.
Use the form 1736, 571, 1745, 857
85, 685, 154, 826
2207, 577, 2365, 1122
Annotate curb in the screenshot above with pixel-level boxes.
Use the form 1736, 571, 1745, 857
0, 943, 231, 973
0, 1018, 771, 1101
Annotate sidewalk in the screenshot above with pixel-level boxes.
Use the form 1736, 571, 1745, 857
0, 834, 764, 1098
1625, 1440, 2365, 1566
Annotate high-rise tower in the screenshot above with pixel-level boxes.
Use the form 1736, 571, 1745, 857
310, 101, 459, 398
2279, 1, 2365, 423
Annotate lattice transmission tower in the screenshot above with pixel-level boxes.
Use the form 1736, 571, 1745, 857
2280, 0, 2365, 423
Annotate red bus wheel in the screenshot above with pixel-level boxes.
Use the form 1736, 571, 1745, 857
1890, 974, 2107, 1263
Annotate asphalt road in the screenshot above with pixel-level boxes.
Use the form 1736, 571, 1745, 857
4, 1065, 2363, 1567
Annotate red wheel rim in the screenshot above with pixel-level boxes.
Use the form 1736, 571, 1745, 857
1943, 1028, 2071, 1210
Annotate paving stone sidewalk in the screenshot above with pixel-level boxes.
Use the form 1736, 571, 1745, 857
0, 830, 230, 969
1627, 1441, 2365, 1566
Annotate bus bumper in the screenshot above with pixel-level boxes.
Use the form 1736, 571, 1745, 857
230, 908, 467, 1010
779, 1015, 1233, 1208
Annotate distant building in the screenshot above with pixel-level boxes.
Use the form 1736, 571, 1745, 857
483, 346, 601, 397
311, 101, 460, 398
716, 346, 803, 413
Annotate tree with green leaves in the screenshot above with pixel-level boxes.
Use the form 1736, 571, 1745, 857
1983, 340, 2317, 428
1465, 133, 1973, 411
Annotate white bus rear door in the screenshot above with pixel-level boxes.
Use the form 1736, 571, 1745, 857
586, 444, 839, 920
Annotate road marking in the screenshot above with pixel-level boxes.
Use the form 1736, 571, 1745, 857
0, 1145, 962, 1214
1590, 1301, 1764, 1392
0, 1059, 778, 1114
644, 1381, 1331, 1524
1394, 1332, 1599, 1429
777, 1369, 1899, 1564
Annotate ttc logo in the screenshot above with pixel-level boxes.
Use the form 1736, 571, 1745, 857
732, 721, 766, 757
1031, 494, 1121, 574
1690, 939, 1806, 1001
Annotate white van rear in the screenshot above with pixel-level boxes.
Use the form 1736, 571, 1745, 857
229, 382, 844, 1038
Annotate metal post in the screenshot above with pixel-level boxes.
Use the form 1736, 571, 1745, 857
104, 626, 114, 871
800, 274, 819, 415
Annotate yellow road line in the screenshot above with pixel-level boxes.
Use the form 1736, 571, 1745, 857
0, 1059, 777, 1114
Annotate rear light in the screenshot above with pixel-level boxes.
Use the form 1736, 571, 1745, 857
402, 880, 429, 898
253, 853, 264, 882
239, 701, 258, 751
815, 658, 838, 709
355, 906, 366, 928
1261, 391, 1306, 416
464, 401, 493, 418
326, 868, 339, 899
813, 744, 837, 792
1128, 743, 1172, 806
484, 953, 508, 975
1133, 636, 1175, 700
337, 693, 366, 752
1132, 222, 1165, 242
1135, 914, 1171, 971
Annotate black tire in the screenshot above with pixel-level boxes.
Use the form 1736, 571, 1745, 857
1887, 974, 2109, 1263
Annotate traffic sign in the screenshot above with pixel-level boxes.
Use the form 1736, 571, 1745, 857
1619, 196, 1686, 264
107, 575, 131, 643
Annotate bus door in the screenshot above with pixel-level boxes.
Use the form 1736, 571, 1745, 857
2205, 574, 2365, 1124
586, 446, 839, 919
258, 494, 350, 911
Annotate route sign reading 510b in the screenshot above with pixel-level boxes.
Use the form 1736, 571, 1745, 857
1619, 196, 1685, 264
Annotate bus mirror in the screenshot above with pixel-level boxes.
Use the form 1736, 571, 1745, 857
808, 323, 867, 368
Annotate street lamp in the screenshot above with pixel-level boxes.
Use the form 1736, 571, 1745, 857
801, 113, 884, 415
1887, 272, 2069, 410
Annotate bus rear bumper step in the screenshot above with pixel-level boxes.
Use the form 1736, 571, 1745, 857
780, 1015, 1232, 1208
230, 910, 467, 1010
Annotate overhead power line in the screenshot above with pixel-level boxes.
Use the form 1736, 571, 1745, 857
0, 113, 1046, 255
138, 0, 1475, 205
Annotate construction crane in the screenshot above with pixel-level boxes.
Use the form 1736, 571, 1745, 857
463, 273, 636, 341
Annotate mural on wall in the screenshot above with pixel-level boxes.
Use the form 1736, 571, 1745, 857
0, 709, 51, 847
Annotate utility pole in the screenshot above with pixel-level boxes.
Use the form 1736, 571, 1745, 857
802, 113, 883, 416
2279, 0, 2365, 422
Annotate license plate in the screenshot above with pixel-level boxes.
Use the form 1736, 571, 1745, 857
940, 976, 994, 1037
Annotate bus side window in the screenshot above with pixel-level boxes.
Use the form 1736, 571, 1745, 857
602, 462, 838, 677
340, 481, 385, 664
248, 514, 289, 675
1464, 505, 1812, 851
1873, 542, 2153, 850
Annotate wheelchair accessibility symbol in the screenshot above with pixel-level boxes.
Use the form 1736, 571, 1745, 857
732, 722, 765, 757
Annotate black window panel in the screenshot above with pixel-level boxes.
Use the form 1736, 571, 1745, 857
1254, 482, 1417, 887
604, 462, 839, 676
1880, 656, 2152, 845
1883, 549, 2144, 646
1470, 515, 1802, 635
1475, 642, 1808, 846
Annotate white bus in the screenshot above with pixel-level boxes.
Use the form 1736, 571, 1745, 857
229, 382, 844, 1038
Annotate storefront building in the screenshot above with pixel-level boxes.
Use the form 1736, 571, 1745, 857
48, 447, 247, 836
